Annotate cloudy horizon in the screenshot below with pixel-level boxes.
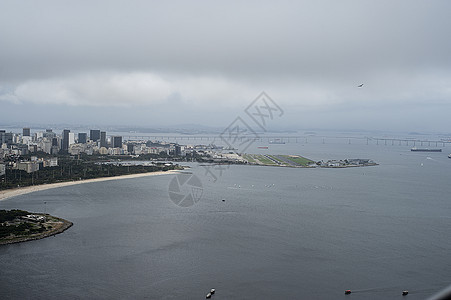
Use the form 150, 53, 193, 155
1, 0, 451, 132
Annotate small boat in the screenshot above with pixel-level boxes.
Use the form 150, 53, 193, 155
448, 154, 451, 158
402, 290, 409, 296
210, 289, 215, 294
206, 292, 212, 299
345, 290, 352, 295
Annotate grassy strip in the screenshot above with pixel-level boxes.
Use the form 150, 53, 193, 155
241, 154, 315, 167
242, 154, 256, 163
256, 155, 278, 165
281, 155, 314, 166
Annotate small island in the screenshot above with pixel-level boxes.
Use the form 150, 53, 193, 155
0, 209, 72, 245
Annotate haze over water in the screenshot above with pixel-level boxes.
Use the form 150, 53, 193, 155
1, 138, 451, 299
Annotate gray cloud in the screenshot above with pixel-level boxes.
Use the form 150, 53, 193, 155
1, 0, 451, 131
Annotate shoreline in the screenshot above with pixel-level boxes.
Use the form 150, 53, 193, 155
0, 170, 180, 202
0, 215, 73, 245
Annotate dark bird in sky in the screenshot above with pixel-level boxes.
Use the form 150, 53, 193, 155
358, 83, 364, 88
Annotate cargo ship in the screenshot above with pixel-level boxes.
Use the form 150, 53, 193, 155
411, 147, 442, 152
269, 139, 285, 144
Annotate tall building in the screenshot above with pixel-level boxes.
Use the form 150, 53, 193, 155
175, 145, 182, 156
0, 132, 13, 146
22, 128, 31, 146
62, 129, 70, 151
23, 127, 31, 136
51, 137, 59, 155
78, 133, 87, 144
111, 136, 122, 148
100, 131, 107, 148
69, 132, 75, 146
127, 143, 134, 154
0, 130, 5, 145
90, 129, 101, 142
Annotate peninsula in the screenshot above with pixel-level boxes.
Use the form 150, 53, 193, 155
0, 209, 73, 245
240, 154, 378, 168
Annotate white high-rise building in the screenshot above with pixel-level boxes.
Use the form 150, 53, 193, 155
40, 139, 52, 154
22, 136, 32, 145
69, 132, 75, 145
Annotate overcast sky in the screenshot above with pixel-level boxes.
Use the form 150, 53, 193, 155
1, 0, 451, 132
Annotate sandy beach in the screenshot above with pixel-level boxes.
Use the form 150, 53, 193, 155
0, 170, 179, 202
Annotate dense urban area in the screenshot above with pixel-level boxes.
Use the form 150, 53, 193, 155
0, 127, 378, 190
0, 128, 190, 190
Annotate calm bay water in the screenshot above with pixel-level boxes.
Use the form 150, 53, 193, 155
1, 140, 451, 299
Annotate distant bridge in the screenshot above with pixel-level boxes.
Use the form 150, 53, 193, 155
367, 138, 450, 147
121, 135, 450, 147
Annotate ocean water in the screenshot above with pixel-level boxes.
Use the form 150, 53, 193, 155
1, 140, 451, 299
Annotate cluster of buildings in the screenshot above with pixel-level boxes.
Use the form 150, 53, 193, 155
0, 127, 203, 176
67, 130, 124, 156
318, 158, 376, 168
22, 214, 46, 222
0, 127, 241, 178
0, 128, 125, 175
0, 156, 58, 175
16, 156, 59, 173
1, 127, 236, 159
0, 128, 125, 157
